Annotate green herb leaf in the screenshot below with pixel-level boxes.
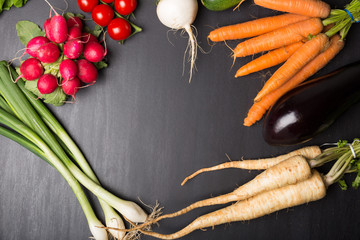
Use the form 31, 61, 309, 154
2, 0, 14, 10
91, 25, 103, 38
43, 87, 66, 106
43, 55, 64, 79
64, 12, 85, 20
93, 61, 108, 70
338, 179, 348, 190
352, 174, 360, 189
337, 140, 348, 148
24, 78, 41, 95
0, 0, 6, 13
0, 0, 28, 13
13, 0, 25, 8
16, 21, 45, 46
25, 80, 66, 106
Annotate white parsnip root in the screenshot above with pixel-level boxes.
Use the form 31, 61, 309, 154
110, 143, 359, 239
124, 155, 313, 230
182, 146, 322, 185
140, 170, 326, 239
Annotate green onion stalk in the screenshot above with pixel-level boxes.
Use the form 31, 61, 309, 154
0, 108, 108, 239
323, 0, 360, 39
16, 77, 126, 239
0, 61, 150, 239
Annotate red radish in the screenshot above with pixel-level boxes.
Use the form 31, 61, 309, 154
37, 42, 60, 63
77, 59, 98, 83
83, 41, 106, 62
26, 36, 50, 58
50, 15, 69, 43
60, 59, 78, 81
44, 18, 55, 42
16, 58, 44, 81
67, 16, 83, 29
62, 77, 81, 96
63, 39, 84, 59
44, 0, 68, 43
37, 74, 58, 94
81, 32, 98, 43
67, 26, 82, 41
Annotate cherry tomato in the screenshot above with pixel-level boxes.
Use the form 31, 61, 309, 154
114, 0, 137, 16
108, 18, 131, 41
102, 0, 114, 2
77, 0, 98, 12
92, 4, 114, 27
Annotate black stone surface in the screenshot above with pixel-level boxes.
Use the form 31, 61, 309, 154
0, 0, 359, 239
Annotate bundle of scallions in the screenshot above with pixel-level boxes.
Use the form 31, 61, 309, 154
0, 60, 150, 240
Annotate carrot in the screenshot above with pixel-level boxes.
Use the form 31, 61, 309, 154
235, 42, 304, 77
254, 33, 329, 102
139, 170, 326, 239
244, 35, 344, 126
254, 0, 331, 18
209, 14, 310, 42
181, 145, 321, 185
233, 18, 323, 58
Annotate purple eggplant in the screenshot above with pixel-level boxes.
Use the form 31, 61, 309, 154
263, 61, 360, 145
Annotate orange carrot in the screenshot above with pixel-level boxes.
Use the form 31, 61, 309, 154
209, 14, 310, 42
139, 170, 327, 239
244, 35, 344, 126
254, 0, 331, 18
235, 41, 304, 77
181, 146, 321, 185
233, 18, 323, 58
254, 33, 329, 102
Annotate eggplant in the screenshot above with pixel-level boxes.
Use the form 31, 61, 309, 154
263, 61, 360, 145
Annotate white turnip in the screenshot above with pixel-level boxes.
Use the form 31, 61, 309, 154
156, 0, 199, 82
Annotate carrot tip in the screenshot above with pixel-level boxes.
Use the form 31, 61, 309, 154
243, 119, 253, 127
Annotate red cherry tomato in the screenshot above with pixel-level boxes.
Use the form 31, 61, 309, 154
77, 0, 98, 12
108, 18, 131, 41
102, 0, 114, 2
92, 4, 114, 27
114, 0, 137, 15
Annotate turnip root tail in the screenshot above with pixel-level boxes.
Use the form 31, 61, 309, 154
184, 25, 198, 83
125, 155, 312, 231
182, 146, 321, 185
140, 170, 326, 239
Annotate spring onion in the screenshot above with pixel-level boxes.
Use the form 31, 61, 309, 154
0, 61, 150, 239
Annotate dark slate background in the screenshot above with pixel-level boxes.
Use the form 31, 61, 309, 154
0, 0, 360, 239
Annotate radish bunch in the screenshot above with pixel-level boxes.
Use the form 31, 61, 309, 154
18, 11, 106, 103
